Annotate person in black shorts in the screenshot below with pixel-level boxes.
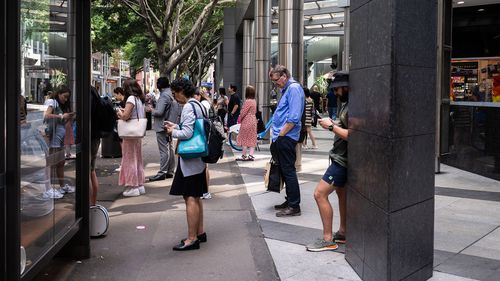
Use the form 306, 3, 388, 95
306, 72, 349, 252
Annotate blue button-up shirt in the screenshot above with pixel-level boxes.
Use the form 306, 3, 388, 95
272, 79, 305, 142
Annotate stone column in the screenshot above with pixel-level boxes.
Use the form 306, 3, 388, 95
242, 19, 255, 99
255, 0, 271, 120
278, 0, 304, 83
346, 1, 437, 280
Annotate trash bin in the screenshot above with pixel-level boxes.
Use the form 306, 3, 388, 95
101, 132, 122, 158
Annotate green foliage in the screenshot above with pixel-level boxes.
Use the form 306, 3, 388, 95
313, 76, 329, 95
50, 70, 67, 88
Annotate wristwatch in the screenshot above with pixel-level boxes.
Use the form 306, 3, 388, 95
328, 125, 334, 131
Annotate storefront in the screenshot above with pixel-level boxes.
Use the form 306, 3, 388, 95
441, 3, 500, 181
1, 1, 91, 280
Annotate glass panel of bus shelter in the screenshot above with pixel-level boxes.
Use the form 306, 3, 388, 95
19, 0, 77, 274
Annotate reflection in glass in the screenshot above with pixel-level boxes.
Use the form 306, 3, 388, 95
20, 0, 77, 274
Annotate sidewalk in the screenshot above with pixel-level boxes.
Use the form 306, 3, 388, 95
35, 131, 278, 281
235, 126, 500, 281
34, 126, 500, 281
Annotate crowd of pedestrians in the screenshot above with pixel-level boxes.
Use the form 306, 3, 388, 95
89, 64, 349, 254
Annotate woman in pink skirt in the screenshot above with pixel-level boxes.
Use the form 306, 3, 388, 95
236, 86, 257, 161
116, 79, 146, 197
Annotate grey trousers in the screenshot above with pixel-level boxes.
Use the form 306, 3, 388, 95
156, 131, 175, 175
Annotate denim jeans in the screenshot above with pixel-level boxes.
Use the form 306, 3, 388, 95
270, 136, 301, 208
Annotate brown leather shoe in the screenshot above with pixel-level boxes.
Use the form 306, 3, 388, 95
276, 207, 301, 217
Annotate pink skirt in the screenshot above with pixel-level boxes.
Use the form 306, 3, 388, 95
119, 139, 145, 187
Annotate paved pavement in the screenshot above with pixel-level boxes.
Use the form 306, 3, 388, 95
34, 124, 500, 281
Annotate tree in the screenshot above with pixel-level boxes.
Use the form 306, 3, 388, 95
111, 0, 233, 78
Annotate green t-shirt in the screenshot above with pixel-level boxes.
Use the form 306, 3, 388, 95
329, 102, 348, 167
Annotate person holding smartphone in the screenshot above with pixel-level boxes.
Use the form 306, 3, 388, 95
306, 72, 349, 252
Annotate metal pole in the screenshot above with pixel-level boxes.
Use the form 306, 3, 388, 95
255, 0, 271, 121
278, 0, 304, 83
242, 19, 255, 98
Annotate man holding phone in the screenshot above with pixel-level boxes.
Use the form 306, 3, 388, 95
306, 72, 349, 252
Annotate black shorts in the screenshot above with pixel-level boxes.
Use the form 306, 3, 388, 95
322, 161, 347, 187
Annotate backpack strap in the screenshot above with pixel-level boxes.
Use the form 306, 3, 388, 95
188, 100, 208, 119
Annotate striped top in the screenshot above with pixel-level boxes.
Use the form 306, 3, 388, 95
305, 98, 314, 126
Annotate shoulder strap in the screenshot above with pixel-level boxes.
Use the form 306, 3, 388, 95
189, 100, 208, 119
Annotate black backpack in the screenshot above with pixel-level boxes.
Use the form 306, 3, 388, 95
256, 111, 266, 133
190, 101, 226, 164
91, 87, 116, 137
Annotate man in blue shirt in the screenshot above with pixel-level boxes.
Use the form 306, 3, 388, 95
269, 65, 305, 217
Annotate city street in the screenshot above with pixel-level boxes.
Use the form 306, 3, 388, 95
34, 127, 500, 281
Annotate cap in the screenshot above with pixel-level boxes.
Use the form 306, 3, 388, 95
330, 72, 349, 88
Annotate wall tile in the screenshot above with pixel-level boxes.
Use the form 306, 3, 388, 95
388, 134, 435, 212
351, 0, 372, 11
363, 200, 389, 278
392, 65, 436, 138
395, 0, 437, 68
349, 66, 392, 136
366, 0, 393, 67
350, 6, 369, 70
390, 199, 434, 280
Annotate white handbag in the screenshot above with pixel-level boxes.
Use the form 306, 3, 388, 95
117, 97, 147, 139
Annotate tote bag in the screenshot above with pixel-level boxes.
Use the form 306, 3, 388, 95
178, 101, 209, 159
117, 97, 147, 139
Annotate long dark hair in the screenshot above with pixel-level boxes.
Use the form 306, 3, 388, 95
123, 79, 145, 103
55, 85, 72, 113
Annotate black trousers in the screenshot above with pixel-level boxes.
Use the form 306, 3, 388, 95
270, 136, 301, 208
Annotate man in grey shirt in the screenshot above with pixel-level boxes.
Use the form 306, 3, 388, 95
149, 77, 180, 181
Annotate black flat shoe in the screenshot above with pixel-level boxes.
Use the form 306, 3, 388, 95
173, 239, 200, 251
166, 173, 174, 179
181, 233, 207, 244
149, 173, 166, 182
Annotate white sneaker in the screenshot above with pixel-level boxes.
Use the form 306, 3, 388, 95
61, 184, 75, 193
123, 187, 140, 197
138, 186, 145, 195
201, 192, 212, 199
44, 188, 64, 199
115, 166, 121, 172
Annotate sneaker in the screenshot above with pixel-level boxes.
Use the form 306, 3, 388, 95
115, 166, 121, 172
311, 145, 318, 150
274, 201, 289, 210
61, 184, 75, 193
306, 238, 339, 252
44, 188, 64, 199
201, 192, 212, 199
138, 186, 146, 195
123, 187, 140, 197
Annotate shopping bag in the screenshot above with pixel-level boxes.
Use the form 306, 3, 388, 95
265, 159, 284, 193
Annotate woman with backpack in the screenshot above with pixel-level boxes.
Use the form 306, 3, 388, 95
236, 86, 257, 161
194, 88, 213, 200
164, 79, 208, 251
116, 79, 146, 197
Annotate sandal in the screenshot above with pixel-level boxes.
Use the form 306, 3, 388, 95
236, 155, 247, 161
247, 155, 255, 161
333, 231, 346, 244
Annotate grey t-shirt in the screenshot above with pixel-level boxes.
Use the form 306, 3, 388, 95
329, 102, 348, 167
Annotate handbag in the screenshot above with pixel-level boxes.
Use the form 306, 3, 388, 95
265, 158, 284, 193
117, 97, 147, 139
178, 101, 209, 159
